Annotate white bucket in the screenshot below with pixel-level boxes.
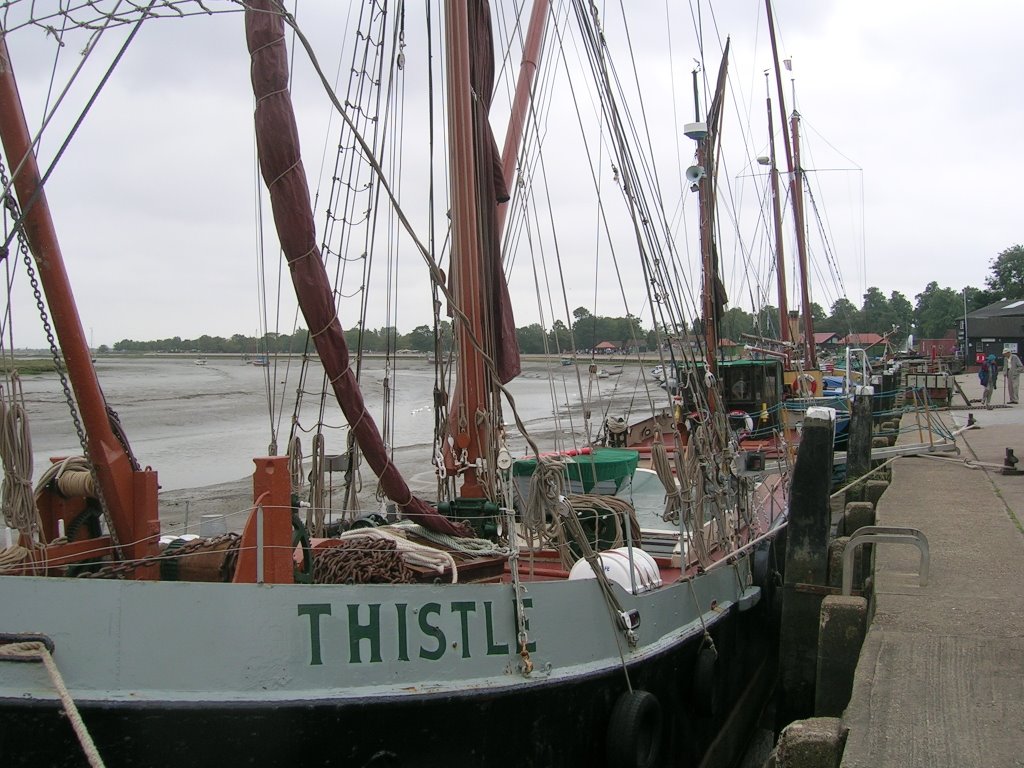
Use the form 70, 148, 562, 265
568, 546, 663, 594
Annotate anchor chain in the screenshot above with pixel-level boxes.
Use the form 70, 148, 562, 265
312, 538, 415, 584
76, 532, 241, 580
0, 157, 124, 559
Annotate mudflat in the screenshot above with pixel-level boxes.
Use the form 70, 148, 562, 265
18, 354, 661, 536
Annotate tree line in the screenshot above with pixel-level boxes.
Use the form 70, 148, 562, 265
111, 245, 1024, 355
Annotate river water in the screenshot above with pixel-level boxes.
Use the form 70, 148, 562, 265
16, 355, 662, 495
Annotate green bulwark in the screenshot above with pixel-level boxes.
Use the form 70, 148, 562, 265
512, 448, 639, 493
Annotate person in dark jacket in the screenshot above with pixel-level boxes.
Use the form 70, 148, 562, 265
980, 354, 999, 409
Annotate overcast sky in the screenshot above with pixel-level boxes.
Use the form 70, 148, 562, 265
2, 1, 1021, 349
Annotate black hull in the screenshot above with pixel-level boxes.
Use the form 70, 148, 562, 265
1, 549, 785, 768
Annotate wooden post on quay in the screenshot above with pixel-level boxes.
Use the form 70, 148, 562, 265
777, 407, 836, 729
842, 389, 873, 511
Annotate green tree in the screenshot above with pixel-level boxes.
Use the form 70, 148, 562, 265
753, 305, 779, 337
720, 307, 754, 341
343, 325, 363, 352
985, 244, 1024, 300
820, 298, 859, 333
860, 287, 898, 336
405, 325, 433, 352
963, 286, 995, 313
914, 282, 961, 339
515, 324, 547, 354
888, 291, 914, 344
548, 320, 572, 351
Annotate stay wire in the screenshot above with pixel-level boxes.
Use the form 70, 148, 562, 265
1, 0, 158, 256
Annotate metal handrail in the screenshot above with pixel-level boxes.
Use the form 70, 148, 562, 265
841, 525, 929, 596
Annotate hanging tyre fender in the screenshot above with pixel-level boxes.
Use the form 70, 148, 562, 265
605, 689, 662, 768
691, 641, 720, 718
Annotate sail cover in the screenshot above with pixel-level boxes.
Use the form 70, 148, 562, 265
245, 2, 468, 536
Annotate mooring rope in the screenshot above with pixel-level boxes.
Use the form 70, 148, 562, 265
0, 640, 105, 767
522, 455, 566, 548
34, 456, 95, 501
650, 432, 685, 523
0, 542, 30, 572
402, 523, 510, 557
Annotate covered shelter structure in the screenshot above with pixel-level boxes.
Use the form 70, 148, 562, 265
961, 299, 1024, 365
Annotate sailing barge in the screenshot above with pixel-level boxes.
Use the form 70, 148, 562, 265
0, 2, 793, 766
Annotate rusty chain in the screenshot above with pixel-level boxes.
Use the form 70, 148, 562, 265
312, 538, 414, 584
0, 155, 124, 560
75, 532, 241, 580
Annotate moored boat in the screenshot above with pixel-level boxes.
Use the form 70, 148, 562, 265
0, 3, 793, 766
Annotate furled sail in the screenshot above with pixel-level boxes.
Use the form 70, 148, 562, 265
467, 0, 520, 383
245, 1, 467, 536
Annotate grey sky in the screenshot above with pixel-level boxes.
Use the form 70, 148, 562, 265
2, 1, 1020, 349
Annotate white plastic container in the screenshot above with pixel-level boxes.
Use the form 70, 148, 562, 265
568, 546, 663, 594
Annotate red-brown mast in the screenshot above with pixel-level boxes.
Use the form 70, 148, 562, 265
444, 0, 489, 498
0, 34, 159, 568
691, 42, 730, 379
790, 110, 816, 368
764, 75, 790, 343
496, 0, 550, 237
765, 0, 815, 367
696, 134, 717, 376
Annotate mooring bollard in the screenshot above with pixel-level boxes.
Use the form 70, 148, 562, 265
844, 390, 873, 506
815, 596, 868, 718
774, 717, 849, 768
778, 407, 836, 728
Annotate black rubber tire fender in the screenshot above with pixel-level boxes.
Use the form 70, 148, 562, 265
692, 643, 720, 718
606, 689, 662, 768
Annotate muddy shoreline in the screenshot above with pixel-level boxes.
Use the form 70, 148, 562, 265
152, 356, 665, 536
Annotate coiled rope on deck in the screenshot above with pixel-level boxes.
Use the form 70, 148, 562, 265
402, 522, 510, 558
522, 456, 566, 548
35, 456, 96, 500
0, 542, 30, 572
0, 377, 42, 538
0, 640, 105, 767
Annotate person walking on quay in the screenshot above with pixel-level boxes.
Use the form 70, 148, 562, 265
1005, 349, 1023, 404
980, 353, 999, 409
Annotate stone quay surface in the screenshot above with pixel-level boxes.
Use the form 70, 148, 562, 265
840, 374, 1024, 768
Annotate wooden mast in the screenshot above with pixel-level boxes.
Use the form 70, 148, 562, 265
790, 110, 816, 368
496, 0, 549, 237
691, 43, 730, 380
764, 75, 790, 343
696, 119, 717, 377
0, 33, 159, 569
765, 0, 815, 368
444, 0, 489, 498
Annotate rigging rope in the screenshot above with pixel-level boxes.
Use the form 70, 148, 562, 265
0, 640, 106, 768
